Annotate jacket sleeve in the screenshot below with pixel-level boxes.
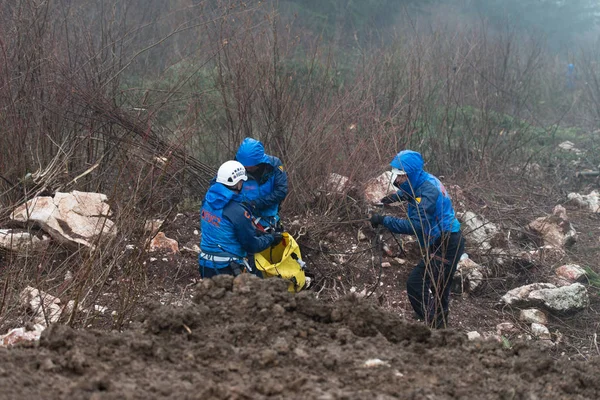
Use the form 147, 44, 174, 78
223, 203, 274, 253
253, 162, 288, 210
382, 183, 439, 235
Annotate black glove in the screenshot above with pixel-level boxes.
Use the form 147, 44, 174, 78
380, 193, 403, 205
370, 214, 385, 227
271, 232, 284, 246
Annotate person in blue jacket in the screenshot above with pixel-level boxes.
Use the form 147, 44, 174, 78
235, 137, 288, 232
370, 150, 464, 329
199, 160, 283, 278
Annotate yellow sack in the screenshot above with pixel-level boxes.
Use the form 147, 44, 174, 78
255, 232, 306, 293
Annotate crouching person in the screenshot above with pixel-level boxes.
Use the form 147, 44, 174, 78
199, 160, 283, 278
370, 150, 464, 329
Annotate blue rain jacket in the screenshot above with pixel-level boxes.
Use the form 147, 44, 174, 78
383, 150, 460, 247
199, 181, 274, 269
235, 138, 288, 222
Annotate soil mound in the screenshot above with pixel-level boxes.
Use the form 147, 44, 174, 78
1, 275, 599, 399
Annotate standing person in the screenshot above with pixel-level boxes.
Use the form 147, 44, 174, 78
235, 137, 288, 232
370, 150, 464, 329
198, 160, 282, 278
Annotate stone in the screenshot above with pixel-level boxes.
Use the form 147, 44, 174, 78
567, 191, 600, 213
144, 219, 165, 235
363, 171, 397, 205
0, 229, 48, 252
467, 331, 482, 341
555, 264, 587, 283
519, 309, 547, 324
496, 322, 518, 336
528, 205, 577, 249
325, 173, 351, 194
149, 232, 179, 254
459, 211, 500, 251
10, 191, 116, 248
528, 283, 589, 314
19, 286, 62, 326
455, 258, 485, 293
531, 323, 552, 341
500, 283, 556, 307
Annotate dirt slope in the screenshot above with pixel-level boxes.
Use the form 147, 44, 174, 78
1, 274, 598, 399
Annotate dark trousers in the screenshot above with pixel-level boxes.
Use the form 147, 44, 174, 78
199, 257, 263, 279
406, 231, 464, 329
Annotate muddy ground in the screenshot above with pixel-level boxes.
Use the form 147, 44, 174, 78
1, 274, 599, 399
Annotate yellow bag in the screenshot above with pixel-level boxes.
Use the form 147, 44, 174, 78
254, 232, 306, 293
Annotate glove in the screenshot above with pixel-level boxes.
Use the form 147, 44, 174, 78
380, 193, 403, 205
370, 214, 385, 228
271, 232, 284, 246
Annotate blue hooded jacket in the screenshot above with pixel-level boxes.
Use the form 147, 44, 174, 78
199, 181, 274, 268
235, 138, 288, 221
383, 150, 460, 246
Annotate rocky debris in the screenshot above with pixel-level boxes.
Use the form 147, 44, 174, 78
496, 322, 518, 336
325, 173, 352, 195
459, 211, 501, 251
0, 229, 49, 252
530, 323, 552, 342
0, 324, 45, 347
528, 205, 577, 249
555, 264, 587, 283
515, 245, 566, 267
519, 309, 548, 324
10, 191, 116, 248
558, 140, 583, 155
467, 331, 482, 341
567, 190, 600, 213
363, 171, 396, 205
528, 283, 589, 314
149, 232, 180, 254
454, 256, 485, 294
20, 286, 63, 326
144, 218, 165, 235
501, 282, 588, 314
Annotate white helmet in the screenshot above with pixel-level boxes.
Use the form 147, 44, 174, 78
216, 160, 247, 187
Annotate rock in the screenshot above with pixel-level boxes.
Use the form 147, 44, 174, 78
558, 141, 583, 154
519, 309, 548, 324
0, 324, 45, 347
10, 191, 116, 248
454, 258, 485, 293
149, 232, 179, 254
496, 322, 518, 336
144, 219, 165, 235
363, 359, 390, 368
19, 286, 62, 326
467, 331, 482, 341
528, 205, 577, 249
0, 229, 49, 252
567, 191, 600, 213
555, 264, 587, 283
528, 283, 589, 314
381, 262, 392, 268
459, 211, 500, 251
531, 323, 552, 341
357, 229, 367, 241
363, 171, 396, 205
500, 283, 556, 307
325, 173, 351, 195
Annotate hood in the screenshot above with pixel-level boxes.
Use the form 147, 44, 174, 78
204, 182, 241, 210
236, 138, 269, 167
390, 150, 427, 192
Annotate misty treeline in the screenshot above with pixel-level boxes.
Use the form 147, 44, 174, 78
1, 0, 599, 217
